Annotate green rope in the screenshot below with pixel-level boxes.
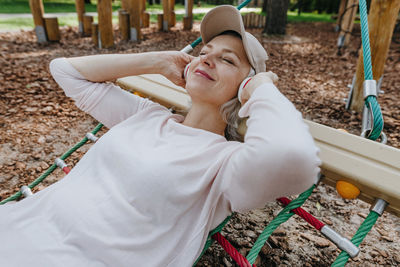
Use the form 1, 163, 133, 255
358, 0, 384, 141
0, 123, 103, 205
189, 0, 252, 50
193, 215, 232, 266
246, 184, 316, 264
331, 211, 380, 267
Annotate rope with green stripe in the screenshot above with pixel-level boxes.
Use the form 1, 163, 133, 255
358, 0, 383, 140
192, 215, 232, 266
246, 184, 316, 264
331, 211, 379, 266
332, 0, 384, 265
0, 123, 103, 205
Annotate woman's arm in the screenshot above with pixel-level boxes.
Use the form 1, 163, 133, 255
220, 78, 321, 212
67, 51, 193, 86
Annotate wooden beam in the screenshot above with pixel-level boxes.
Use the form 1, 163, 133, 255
349, 0, 400, 112
97, 0, 114, 48
116, 74, 400, 217
75, 0, 85, 34
28, 0, 47, 43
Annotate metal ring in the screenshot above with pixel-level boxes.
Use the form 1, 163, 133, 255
360, 130, 387, 144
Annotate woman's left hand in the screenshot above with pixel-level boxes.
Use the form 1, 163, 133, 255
240, 71, 278, 105
158, 51, 194, 87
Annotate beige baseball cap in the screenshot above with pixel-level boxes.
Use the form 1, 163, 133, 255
200, 5, 268, 74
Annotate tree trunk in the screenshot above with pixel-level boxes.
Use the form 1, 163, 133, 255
263, 0, 289, 35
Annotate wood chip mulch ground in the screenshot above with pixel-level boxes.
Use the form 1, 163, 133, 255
0, 21, 399, 266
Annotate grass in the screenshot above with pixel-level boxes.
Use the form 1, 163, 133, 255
0, 1, 336, 31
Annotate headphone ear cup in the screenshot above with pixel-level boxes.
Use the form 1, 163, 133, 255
184, 63, 191, 81
238, 77, 252, 104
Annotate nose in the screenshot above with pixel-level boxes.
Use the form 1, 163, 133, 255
200, 54, 215, 68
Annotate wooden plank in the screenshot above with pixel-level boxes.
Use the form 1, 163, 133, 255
117, 75, 191, 110
349, 0, 400, 112
116, 74, 400, 217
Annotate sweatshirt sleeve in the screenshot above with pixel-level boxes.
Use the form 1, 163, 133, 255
49, 57, 157, 128
220, 83, 321, 213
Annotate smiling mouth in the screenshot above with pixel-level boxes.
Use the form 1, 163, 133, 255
195, 69, 215, 81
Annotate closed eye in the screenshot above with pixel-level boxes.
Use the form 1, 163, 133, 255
223, 57, 234, 65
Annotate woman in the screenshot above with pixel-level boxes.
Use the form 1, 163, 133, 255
0, 5, 320, 267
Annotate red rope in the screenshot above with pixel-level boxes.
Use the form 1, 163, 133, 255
212, 233, 256, 267
277, 197, 324, 230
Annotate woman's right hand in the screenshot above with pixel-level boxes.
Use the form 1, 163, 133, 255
157, 51, 194, 87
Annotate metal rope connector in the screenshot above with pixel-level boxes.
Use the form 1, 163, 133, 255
180, 44, 193, 54
85, 132, 98, 142
320, 225, 359, 258
370, 198, 388, 216
20, 185, 33, 198
363, 80, 377, 99
55, 158, 71, 174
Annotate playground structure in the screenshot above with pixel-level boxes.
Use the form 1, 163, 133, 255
11, 0, 400, 265
29, 0, 61, 42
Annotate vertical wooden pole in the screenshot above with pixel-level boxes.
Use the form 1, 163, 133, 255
119, 9, 130, 40
338, 0, 358, 47
183, 0, 193, 30
97, 0, 114, 48
83, 14, 93, 36
75, 0, 85, 34
349, 0, 400, 112
169, 0, 175, 27
336, 0, 347, 31
129, 0, 142, 41
29, 0, 47, 42
92, 23, 99, 47
162, 0, 170, 31
121, 0, 129, 10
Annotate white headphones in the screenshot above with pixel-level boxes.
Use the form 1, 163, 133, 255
183, 63, 255, 103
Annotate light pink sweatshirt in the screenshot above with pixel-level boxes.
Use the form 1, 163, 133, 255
0, 57, 320, 267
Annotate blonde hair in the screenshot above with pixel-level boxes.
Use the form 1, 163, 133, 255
220, 98, 244, 142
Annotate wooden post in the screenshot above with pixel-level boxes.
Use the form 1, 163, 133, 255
337, 0, 358, 48
169, 0, 175, 27
183, 0, 193, 30
349, 0, 400, 112
97, 0, 114, 48
119, 9, 130, 41
75, 0, 85, 34
29, 0, 47, 42
83, 14, 93, 36
44, 16, 60, 41
142, 12, 150, 28
336, 0, 347, 31
121, 0, 129, 10
129, 0, 142, 41
162, 0, 170, 31
92, 22, 99, 47
157, 14, 163, 31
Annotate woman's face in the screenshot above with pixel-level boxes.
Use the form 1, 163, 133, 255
185, 34, 252, 107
